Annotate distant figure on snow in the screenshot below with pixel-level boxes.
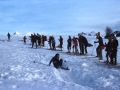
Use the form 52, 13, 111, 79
67, 35, 72, 52
59, 36, 63, 50
23, 36, 27, 44
7, 32, 10, 41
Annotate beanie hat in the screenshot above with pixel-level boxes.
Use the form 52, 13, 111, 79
98, 32, 100, 36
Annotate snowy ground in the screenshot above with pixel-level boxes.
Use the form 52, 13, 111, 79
0, 35, 120, 90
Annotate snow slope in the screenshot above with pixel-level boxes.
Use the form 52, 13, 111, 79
0, 35, 120, 90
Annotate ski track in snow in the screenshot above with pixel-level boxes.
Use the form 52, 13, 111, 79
0, 36, 120, 90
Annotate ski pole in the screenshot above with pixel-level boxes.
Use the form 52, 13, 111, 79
33, 61, 48, 66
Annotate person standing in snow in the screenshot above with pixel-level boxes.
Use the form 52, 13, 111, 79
80, 35, 88, 55
94, 32, 104, 60
52, 37, 56, 50
67, 35, 72, 52
7, 32, 10, 41
73, 37, 78, 53
59, 36, 63, 50
110, 35, 119, 65
48, 36, 52, 49
23, 35, 27, 44
49, 53, 63, 68
72, 36, 76, 52
32, 33, 37, 48
78, 34, 83, 54
104, 37, 113, 63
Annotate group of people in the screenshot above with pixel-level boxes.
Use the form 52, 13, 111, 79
94, 32, 119, 65
23, 32, 119, 66
104, 35, 118, 65
6, 32, 119, 69
29, 33, 47, 48
49, 32, 119, 69
48, 36, 63, 50
67, 34, 89, 55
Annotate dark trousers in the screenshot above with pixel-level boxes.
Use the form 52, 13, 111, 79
8, 37, 10, 41
38, 40, 41, 46
110, 49, 117, 65
96, 46, 102, 59
32, 41, 37, 48
79, 42, 82, 53
81, 44, 84, 54
60, 43, 62, 48
67, 44, 71, 52
52, 43, 55, 50
106, 51, 111, 62
53, 59, 63, 68
24, 40, 26, 44
42, 41, 45, 46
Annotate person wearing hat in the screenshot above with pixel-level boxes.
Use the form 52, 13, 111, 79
94, 32, 104, 60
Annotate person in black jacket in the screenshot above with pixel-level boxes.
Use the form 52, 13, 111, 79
81, 35, 88, 55
32, 33, 37, 48
67, 35, 72, 52
105, 37, 113, 63
49, 53, 63, 68
78, 34, 83, 55
7, 32, 10, 41
110, 35, 119, 65
59, 36, 63, 50
94, 32, 104, 60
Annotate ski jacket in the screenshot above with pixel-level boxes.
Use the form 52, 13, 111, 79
112, 39, 118, 50
23, 36, 27, 40
67, 38, 72, 46
59, 37, 63, 44
95, 36, 103, 46
49, 56, 59, 65
73, 38, 78, 47
81, 36, 88, 46
105, 41, 112, 52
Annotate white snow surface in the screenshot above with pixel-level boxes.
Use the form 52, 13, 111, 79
0, 35, 120, 90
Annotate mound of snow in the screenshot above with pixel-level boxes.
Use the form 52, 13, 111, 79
13, 31, 22, 36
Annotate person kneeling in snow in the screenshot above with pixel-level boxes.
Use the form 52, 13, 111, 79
49, 53, 63, 68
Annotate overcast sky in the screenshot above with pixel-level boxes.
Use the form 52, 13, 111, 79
0, 0, 120, 35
